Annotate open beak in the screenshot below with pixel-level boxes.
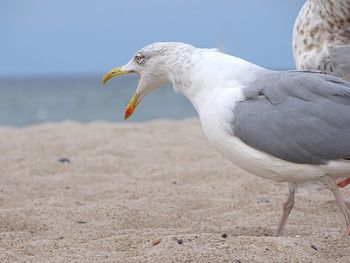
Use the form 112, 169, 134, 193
101, 67, 141, 120
101, 67, 131, 85
124, 93, 141, 120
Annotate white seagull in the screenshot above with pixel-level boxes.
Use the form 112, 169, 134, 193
293, 0, 350, 187
102, 42, 350, 236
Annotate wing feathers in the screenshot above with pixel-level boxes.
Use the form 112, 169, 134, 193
234, 71, 350, 164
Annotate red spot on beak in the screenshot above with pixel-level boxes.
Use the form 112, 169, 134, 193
124, 106, 134, 120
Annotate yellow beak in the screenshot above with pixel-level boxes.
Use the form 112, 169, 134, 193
101, 66, 140, 120
101, 67, 130, 85
124, 93, 141, 120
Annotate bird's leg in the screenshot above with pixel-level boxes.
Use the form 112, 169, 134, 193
337, 177, 350, 188
324, 175, 350, 235
276, 183, 296, 237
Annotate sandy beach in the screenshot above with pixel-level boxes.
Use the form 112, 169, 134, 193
0, 118, 350, 262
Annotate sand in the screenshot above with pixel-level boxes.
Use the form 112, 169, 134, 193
0, 118, 350, 262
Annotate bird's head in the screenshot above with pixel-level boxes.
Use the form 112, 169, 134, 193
102, 42, 194, 119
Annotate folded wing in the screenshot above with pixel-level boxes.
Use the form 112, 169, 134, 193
233, 71, 350, 165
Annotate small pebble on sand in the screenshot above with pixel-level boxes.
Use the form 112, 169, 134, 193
58, 158, 71, 164
152, 239, 161, 246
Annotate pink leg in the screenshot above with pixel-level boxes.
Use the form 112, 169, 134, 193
276, 184, 296, 237
337, 177, 350, 188
324, 176, 350, 236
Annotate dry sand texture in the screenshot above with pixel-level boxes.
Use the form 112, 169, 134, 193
0, 118, 350, 262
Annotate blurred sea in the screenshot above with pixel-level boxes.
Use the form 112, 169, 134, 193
0, 75, 196, 127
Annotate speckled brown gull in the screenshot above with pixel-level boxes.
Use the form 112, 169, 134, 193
293, 0, 350, 188
293, 0, 350, 80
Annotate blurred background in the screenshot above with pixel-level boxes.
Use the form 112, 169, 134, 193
1, 0, 304, 126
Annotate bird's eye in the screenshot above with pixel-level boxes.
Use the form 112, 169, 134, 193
135, 54, 144, 65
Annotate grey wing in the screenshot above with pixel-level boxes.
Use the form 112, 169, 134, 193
234, 71, 350, 165
328, 44, 350, 81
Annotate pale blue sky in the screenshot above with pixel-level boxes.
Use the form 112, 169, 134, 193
1, 0, 304, 77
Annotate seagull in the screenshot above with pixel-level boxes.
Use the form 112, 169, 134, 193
293, 0, 350, 80
293, 0, 350, 187
102, 42, 350, 236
